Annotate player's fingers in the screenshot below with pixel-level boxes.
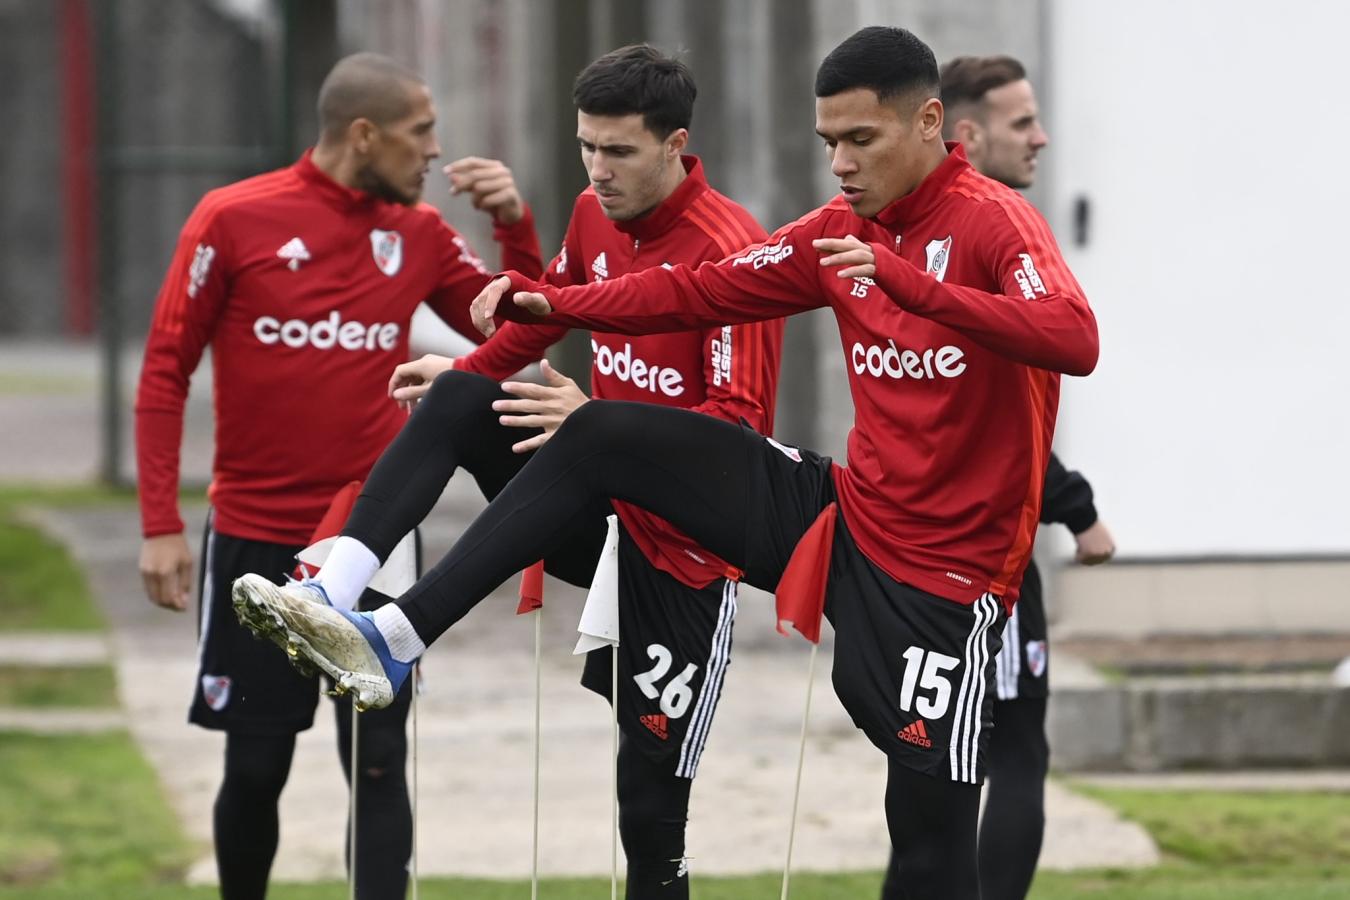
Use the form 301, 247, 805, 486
513, 291, 552, 316
816, 249, 865, 267
473, 276, 510, 335
391, 382, 433, 403
498, 380, 554, 400
478, 188, 520, 212
492, 397, 546, 415
499, 413, 550, 430
445, 156, 491, 175
511, 432, 549, 454
172, 559, 193, 611
539, 359, 574, 386
142, 569, 176, 609
468, 174, 513, 195
837, 264, 876, 280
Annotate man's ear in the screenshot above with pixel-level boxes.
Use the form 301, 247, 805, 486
950, 117, 983, 153
349, 117, 379, 154
665, 127, 689, 159
917, 97, 945, 143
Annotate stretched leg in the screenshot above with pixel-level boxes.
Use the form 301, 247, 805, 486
396, 400, 761, 644
883, 757, 982, 900
314, 371, 534, 609
617, 735, 693, 898
317, 369, 605, 606
232, 401, 831, 708
344, 370, 531, 560
335, 674, 415, 900
977, 697, 1049, 900
214, 732, 297, 900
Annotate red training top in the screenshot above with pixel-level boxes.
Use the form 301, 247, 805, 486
495, 145, 1098, 610
136, 150, 543, 544
458, 156, 782, 588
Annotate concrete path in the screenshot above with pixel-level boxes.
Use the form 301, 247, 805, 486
26, 490, 1159, 885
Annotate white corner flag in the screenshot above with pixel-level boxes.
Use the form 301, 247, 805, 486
574, 515, 621, 655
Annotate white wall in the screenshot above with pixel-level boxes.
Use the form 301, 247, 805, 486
1049, 0, 1350, 556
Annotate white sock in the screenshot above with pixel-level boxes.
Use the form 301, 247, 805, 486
315, 536, 381, 611
372, 604, 427, 662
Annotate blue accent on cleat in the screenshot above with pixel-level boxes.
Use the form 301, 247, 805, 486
336, 608, 414, 695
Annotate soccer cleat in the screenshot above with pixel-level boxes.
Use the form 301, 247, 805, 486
229, 574, 329, 677
231, 572, 412, 711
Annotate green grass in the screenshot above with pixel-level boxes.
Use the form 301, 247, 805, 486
0, 732, 193, 890
1073, 786, 1350, 867
1031, 866, 1350, 898
0, 666, 118, 708
0, 482, 204, 633
1023, 787, 1350, 898
0, 515, 101, 632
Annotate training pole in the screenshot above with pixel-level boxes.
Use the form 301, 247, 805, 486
411, 670, 420, 900
781, 642, 820, 900
350, 701, 359, 900
531, 610, 542, 899
611, 643, 620, 900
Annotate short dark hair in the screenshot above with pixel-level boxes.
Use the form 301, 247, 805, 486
814, 26, 940, 107
317, 52, 425, 140
572, 44, 696, 138
939, 55, 1027, 110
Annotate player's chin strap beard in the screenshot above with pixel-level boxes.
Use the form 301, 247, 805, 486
355, 165, 416, 207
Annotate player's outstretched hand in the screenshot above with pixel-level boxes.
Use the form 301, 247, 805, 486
139, 533, 193, 611
496, 360, 589, 454
472, 276, 552, 337
389, 354, 457, 409
814, 235, 876, 279
446, 156, 524, 225
1074, 519, 1116, 565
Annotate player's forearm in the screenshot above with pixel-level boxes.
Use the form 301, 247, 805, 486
134, 406, 186, 537
456, 321, 567, 381
493, 204, 544, 280
872, 248, 1099, 375
501, 267, 784, 334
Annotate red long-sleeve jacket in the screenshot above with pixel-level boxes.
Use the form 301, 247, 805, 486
135, 150, 543, 544
495, 145, 1098, 609
458, 156, 782, 587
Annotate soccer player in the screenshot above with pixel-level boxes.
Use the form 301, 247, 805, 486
236, 27, 1098, 899
878, 55, 1118, 900
236, 45, 780, 898
134, 53, 542, 899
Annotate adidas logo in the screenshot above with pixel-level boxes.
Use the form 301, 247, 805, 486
639, 713, 669, 741
897, 719, 933, 749
277, 237, 311, 271
591, 251, 609, 280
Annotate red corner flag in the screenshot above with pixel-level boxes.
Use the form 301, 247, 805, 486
292, 480, 363, 579
516, 560, 545, 615
774, 502, 836, 644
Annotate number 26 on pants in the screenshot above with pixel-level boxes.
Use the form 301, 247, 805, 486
633, 643, 698, 719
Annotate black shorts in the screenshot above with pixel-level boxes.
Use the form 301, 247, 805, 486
994, 560, 1049, 701
741, 432, 1006, 784
581, 528, 737, 779
190, 514, 413, 734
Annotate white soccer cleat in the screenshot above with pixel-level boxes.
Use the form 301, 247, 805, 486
231, 572, 410, 711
